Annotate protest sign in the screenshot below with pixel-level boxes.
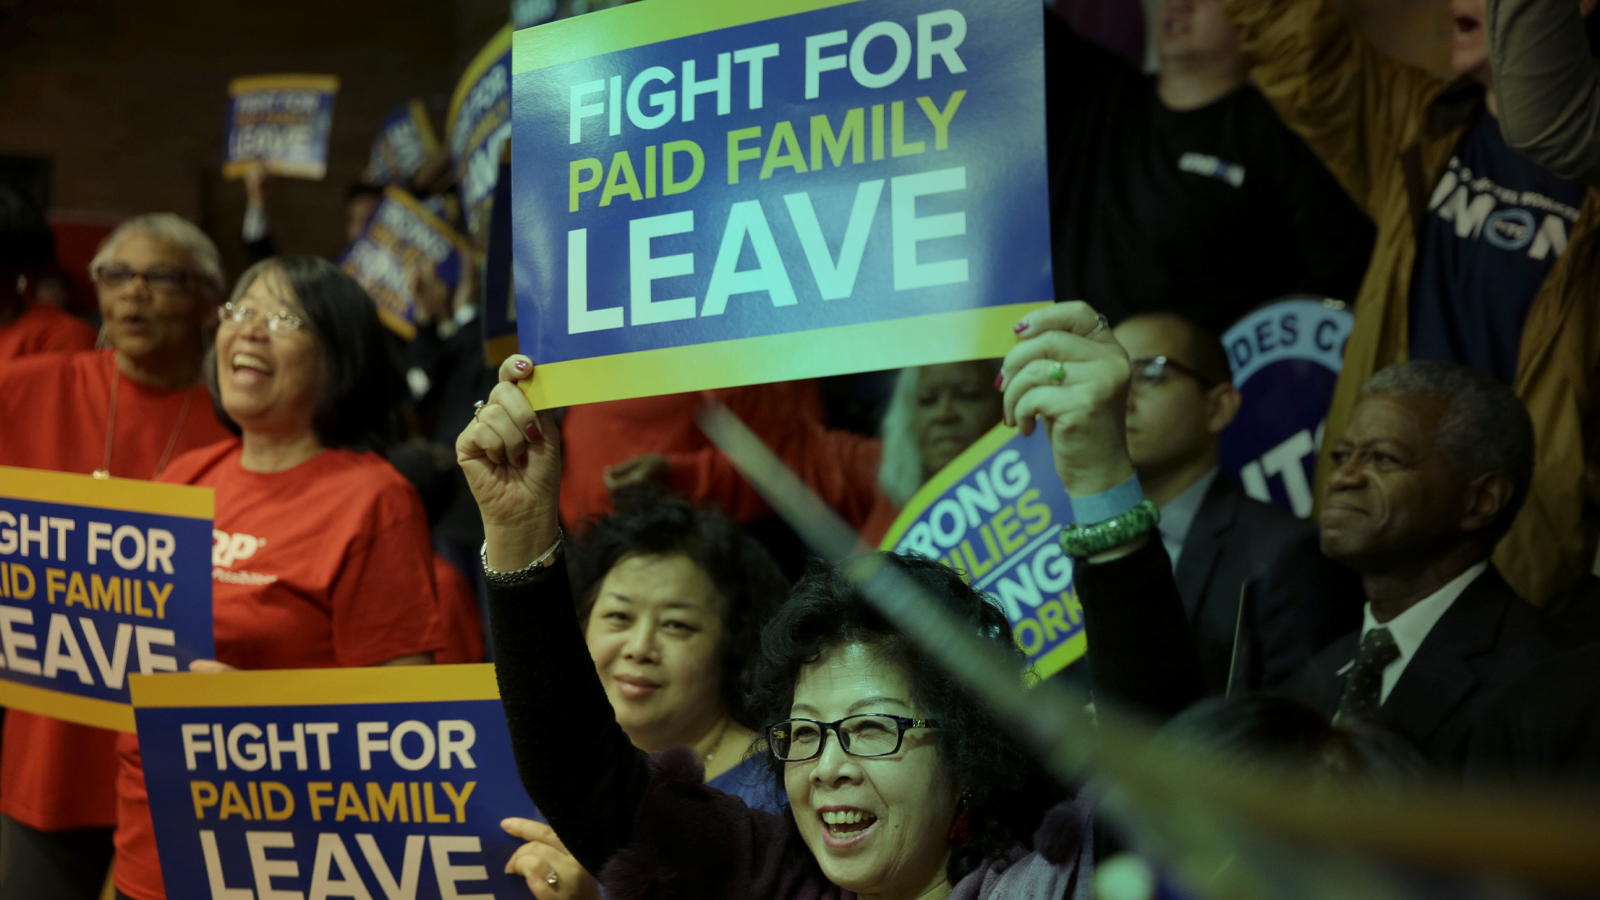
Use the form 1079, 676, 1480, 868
482, 150, 519, 367
0, 466, 214, 732
449, 26, 514, 247
339, 187, 475, 340
880, 424, 1084, 680
1219, 297, 1353, 518
223, 75, 339, 180
365, 99, 440, 186
511, 0, 1054, 409
132, 665, 535, 900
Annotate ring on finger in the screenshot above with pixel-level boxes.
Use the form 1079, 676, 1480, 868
546, 870, 560, 888
1048, 363, 1066, 386
1085, 313, 1109, 341
472, 400, 486, 420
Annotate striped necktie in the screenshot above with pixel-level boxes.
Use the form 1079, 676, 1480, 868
1337, 626, 1399, 717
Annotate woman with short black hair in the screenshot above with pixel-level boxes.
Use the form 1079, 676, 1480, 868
109, 256, 443, 900
500, 492, 792, 896
201, 254, 405, 451
746, 554, 1067, 887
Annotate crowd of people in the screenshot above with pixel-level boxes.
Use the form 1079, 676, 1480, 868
3, 0, 1600, 898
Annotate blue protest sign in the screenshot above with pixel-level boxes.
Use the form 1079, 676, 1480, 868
1219, 298, 1353, 518
880, 425, 1084, 680
482, 152, 519, 367
0, 466, 214, 731
511, 0, 1053, 409
132, 665, 536, 900
366, 99, 441, 186
339, 187, 475, 340
449, 27, 514, 247
224, 75, 339, 181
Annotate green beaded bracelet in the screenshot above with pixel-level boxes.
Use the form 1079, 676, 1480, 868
1058, 499, 1161, 558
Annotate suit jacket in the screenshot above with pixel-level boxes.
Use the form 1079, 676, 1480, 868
1283, 564, 1576, 769
1175, 475, 1362, 694
1466, 641, 1600, 784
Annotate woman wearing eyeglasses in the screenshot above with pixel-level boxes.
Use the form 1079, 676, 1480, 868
106, 256, 445, 900
0, 214, 233, 900
458, 305, 1203, 900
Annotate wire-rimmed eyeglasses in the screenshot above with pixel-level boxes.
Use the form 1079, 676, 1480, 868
766, 714, 941, 762
219, 301, 305, 334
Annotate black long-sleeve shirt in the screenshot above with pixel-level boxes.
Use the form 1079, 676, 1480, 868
487, 542, 1205, 884
1044, 14, 1376, 332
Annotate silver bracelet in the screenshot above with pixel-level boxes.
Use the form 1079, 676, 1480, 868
480, 529, 564, 586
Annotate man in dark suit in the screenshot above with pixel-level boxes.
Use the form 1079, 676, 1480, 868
1115, 313, 1360, 694
1279, 361, 1575, 769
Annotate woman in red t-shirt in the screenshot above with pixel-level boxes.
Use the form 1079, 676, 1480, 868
110, 256, 445, 900
0, 212, 233, 900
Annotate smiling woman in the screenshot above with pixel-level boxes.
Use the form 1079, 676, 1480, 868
108, 256, 444, 900
499, 493, 790, 897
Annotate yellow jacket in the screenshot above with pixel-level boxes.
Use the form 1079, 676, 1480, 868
1225, 0, 1600, 605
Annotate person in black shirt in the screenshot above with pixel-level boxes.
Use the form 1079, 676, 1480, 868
1045, 0, 1375, 333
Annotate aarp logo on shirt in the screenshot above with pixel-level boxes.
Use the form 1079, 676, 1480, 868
212, 530, 266, 568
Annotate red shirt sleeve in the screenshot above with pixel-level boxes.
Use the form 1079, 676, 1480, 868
329, 478, 446, 666
666, 381, 887, 530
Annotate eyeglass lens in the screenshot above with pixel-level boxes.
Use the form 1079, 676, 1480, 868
222, 303, 301, 333
97, 265, 187, 291
770, 715, 904, 760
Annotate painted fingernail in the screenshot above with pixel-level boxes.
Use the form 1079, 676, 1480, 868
524, 421, 542, 442
513, 358, 530, 372
1013, 319, 1029, 334
994, 372, 1004, 391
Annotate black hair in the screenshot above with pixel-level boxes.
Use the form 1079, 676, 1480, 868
745, 552, 1067, 884
568, 488, 790, 729
0, 183, 56, 272
1183, 320, 1233, 388
205, 256, 405, 454
1159, 695, 1436, 782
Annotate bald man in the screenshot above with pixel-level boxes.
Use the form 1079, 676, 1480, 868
1115, 313, 1359, 693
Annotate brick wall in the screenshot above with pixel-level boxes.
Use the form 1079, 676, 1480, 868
0, 0, 505, 279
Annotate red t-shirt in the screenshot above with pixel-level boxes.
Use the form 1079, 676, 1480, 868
434, 553, 484, 665
0, 350, 231, 831
0, 303, 97, 362
559, 380, 828, 527
112, 440, 446, 900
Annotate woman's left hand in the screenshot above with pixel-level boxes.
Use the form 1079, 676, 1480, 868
999, 301, 1135, 497
188, 660, 238, 673
501, 818, 601, 900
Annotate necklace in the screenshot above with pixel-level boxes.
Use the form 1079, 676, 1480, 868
93, 359, 196, 480
702, 718, 731, 764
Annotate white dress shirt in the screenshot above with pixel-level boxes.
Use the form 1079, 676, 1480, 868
1353, 561, 1488, 704
1156, 467, 1220, 572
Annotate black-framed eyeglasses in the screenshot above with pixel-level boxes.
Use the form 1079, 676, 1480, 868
92, 263, 192, 293
1129, 356, 1219, 390
767, 714, 941, 762
219, 301, 305, 334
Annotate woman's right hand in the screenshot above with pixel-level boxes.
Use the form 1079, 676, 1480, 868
456, 355, 562, 569
501, 818, 601, 900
